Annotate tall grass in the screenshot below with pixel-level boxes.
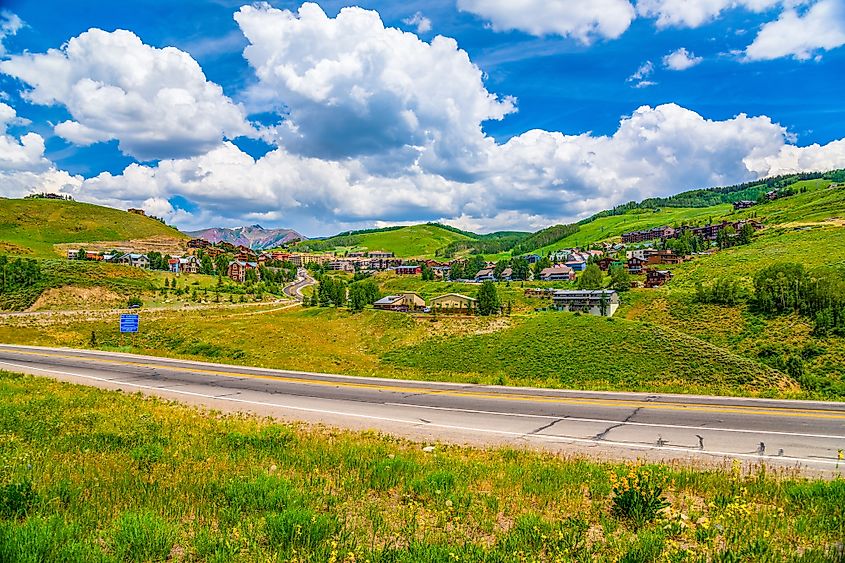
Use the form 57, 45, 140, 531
0, 371, 842, 561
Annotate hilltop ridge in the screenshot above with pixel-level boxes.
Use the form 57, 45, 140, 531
0, 197, 187, 258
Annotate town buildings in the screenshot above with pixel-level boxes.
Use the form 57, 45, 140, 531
732, 200, 756, 210
430, 293, 477, 311
551, 290, 619, 317
539, 266, 575, 281
621, 220, 761, 244
645, 269, 673, 288
373, 292, 425, 312
227, 260, 260, 283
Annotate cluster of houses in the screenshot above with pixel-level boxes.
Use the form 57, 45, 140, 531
620, 219, 761, 244
374, 288, 620, 317
373, 292, 475, 313
67, 250, 154, 268
732, 190, 779, 210
66, 246, 262, 283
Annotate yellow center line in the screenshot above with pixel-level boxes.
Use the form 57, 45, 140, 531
6, 348, 845, 420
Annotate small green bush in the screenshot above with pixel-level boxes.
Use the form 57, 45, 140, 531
0, 479, 39, 519
610, 464, 670, 527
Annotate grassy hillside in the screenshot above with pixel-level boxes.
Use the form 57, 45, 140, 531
299, 223, 475, 258
531, 205, 734, 254
383, 312, 796, 396
3, 372, 841, 562
524, 178, 841, 254
0, 198, 186, 258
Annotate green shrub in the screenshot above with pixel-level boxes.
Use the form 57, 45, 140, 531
0, 479, 39, 518
610, 464, 670, 527
110, 511, 176, 562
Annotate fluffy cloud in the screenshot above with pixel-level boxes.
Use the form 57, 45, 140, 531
0, 102, 82, 198
745, 0, 845, 60
747, 138, 845, 174
71, 104, 845, 233
0, 11, 23, 56
663, 47, 703, 69
0, 28, 252, 161
403, 12, 432, 34
0, 102, 48, 172
456, 0, 636, 42
234, 2, 513, 179
636, 0, 786, 28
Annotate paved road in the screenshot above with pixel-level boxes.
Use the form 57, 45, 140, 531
283, 269, 315, 301
0, 344, 843, 472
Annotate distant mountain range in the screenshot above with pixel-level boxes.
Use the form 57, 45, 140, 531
187, 225, 305, 250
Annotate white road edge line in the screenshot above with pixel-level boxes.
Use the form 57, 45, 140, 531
385, 402, 845, 440
2, 360, 842, 468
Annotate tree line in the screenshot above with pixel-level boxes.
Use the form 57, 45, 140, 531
694, 263, 845, 336
0, 256, 42, 293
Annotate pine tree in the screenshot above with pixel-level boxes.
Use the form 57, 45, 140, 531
476, 281, 500, 316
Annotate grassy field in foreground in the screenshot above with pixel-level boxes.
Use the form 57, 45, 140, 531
0, 198, 186, 258
1, 371, 842, 562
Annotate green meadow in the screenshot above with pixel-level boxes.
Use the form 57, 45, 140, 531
1, 371, 842, 562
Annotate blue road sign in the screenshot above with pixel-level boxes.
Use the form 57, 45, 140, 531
119, 314, 139, 333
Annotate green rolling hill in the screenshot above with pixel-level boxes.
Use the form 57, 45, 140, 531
295, 223, 477, 258
0, 198, 187, 258
520, 172, 844, 255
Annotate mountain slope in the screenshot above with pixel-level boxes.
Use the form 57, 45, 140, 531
0, 198, 187, 258
187, 224, 305, 250
521, 172, 843, 254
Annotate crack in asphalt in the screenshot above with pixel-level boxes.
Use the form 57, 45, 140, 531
400, 385, 476, 401
529, 417, 566, 435
592, 406, 644, 441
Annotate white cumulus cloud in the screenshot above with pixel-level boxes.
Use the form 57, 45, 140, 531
663, 47, 704, 69
0, 28, 252, 161
0, 102, 82, 198
456, 0, 636, 43
636, 0, 787, 29
69, 104, 845, 233
3, 2, 845, 234
745, 0, 845, 60
234, 2, 514, 179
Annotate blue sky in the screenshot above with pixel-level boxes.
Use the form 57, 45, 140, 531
0, 0, 844, 235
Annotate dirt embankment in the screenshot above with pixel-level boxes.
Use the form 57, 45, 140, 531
26, 286, 126, 312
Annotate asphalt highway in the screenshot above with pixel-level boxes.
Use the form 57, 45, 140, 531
1, 344, 843, 472
282, 269, 315, 301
